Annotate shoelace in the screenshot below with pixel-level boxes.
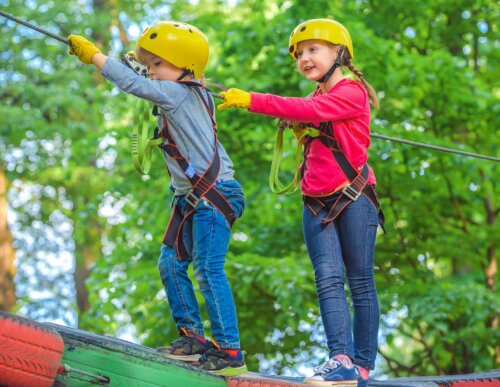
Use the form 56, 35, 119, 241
313, 358, 342, 376
355, 366, 369, 380
200, 348, 229, 362
172, 335, 206, 348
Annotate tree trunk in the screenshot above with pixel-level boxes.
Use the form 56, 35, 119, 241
0, 164, 16, 311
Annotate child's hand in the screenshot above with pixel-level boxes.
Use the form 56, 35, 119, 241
68, 35, 101, 64
218, 88, 251, 111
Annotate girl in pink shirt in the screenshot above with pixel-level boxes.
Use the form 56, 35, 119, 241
218, 18, 383, 387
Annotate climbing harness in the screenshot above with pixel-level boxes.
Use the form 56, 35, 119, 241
159, 83, 237, 261
303, 122, 385, 230
271, 112, 499, 230
270, 119, 385, 229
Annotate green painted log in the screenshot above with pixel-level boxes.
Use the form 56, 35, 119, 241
47, 323, 227, 387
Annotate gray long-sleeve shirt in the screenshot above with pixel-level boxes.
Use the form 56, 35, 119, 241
101, 59, 235, 195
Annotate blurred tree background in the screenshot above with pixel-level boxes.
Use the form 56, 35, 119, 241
0, 0, 498, 378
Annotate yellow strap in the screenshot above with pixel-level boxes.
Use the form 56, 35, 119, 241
269, 126, 320, 195
131, 99, 163, 175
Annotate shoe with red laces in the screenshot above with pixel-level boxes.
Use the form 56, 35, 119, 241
198, 340, 248, 376
157, 327, 213, 363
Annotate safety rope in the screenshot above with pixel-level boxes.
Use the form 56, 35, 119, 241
131, 99, 162, 175
269, 122, 319, 194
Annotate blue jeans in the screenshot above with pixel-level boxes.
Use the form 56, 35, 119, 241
158, 180, 245, 349
302, 192, 380, 370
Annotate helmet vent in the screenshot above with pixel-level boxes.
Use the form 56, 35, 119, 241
150, 32, 157, 39
189, 29, 193, 33
300, 26, 306, 32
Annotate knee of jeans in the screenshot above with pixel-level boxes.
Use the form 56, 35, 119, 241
193, 261, 208, 287
349, 276, 377, 297
193, 261, 223, 293
158, 245, 177, 285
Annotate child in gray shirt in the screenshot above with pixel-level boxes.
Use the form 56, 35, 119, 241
68, 21, 247, 376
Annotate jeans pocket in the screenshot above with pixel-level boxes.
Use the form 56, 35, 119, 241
216, 180, 246, 219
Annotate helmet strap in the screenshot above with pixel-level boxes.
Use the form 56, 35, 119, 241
177, 69, 192, 81
317, 46, 345, 84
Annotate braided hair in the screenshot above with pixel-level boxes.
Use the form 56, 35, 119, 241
341, 51, 380, 109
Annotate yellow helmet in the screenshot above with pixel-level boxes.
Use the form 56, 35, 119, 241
288, 18, 354, 60
137, 21, 209, 78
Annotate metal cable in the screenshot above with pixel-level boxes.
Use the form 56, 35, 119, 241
371, 133, 499, 162
0, 10, 70, 45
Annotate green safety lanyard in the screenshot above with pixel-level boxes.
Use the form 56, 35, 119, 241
131, 99, 163, 175
269, 125, 320, 194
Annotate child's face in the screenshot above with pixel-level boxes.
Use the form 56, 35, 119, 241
141, 52, 185, 81
296, 40, 338, 82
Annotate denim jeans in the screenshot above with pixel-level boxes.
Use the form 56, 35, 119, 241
158, 180, 245, 349
302, 192, 380, 370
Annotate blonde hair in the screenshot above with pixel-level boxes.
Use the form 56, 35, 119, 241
134, 46, 198, 80
134, 46, 149, 65
340, 48, 379, 109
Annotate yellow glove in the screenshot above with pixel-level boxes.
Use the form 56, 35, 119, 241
68, 35, 101, 64
217, 88, 251, 111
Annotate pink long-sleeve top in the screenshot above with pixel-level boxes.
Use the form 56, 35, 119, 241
249, 78, 376, 197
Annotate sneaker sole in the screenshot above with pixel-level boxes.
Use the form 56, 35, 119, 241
208, 364, 248, 377
304, 379, 357, 387
157, 352, 201, 363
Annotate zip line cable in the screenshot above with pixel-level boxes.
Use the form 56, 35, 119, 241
1, 10, 499, 163
0, 10, 70, 45
371, 133, 499, 162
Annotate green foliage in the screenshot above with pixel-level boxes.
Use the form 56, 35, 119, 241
1, 0, 498, 378
382, 278, 499, 375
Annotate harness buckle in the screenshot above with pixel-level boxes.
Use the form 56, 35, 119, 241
185, 190, 200, 208
342, 184, 362, 201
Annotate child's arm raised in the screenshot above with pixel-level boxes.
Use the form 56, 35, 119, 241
66, 35, 188, 109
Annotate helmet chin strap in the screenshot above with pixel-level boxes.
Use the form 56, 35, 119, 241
177, 68, 192, 81
316, 46, 345, 84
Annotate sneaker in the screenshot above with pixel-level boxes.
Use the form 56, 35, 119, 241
199, 343, 248, 376
355, 366, 369, 387
157, 328, 213, 363
304, 355, 357, 386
